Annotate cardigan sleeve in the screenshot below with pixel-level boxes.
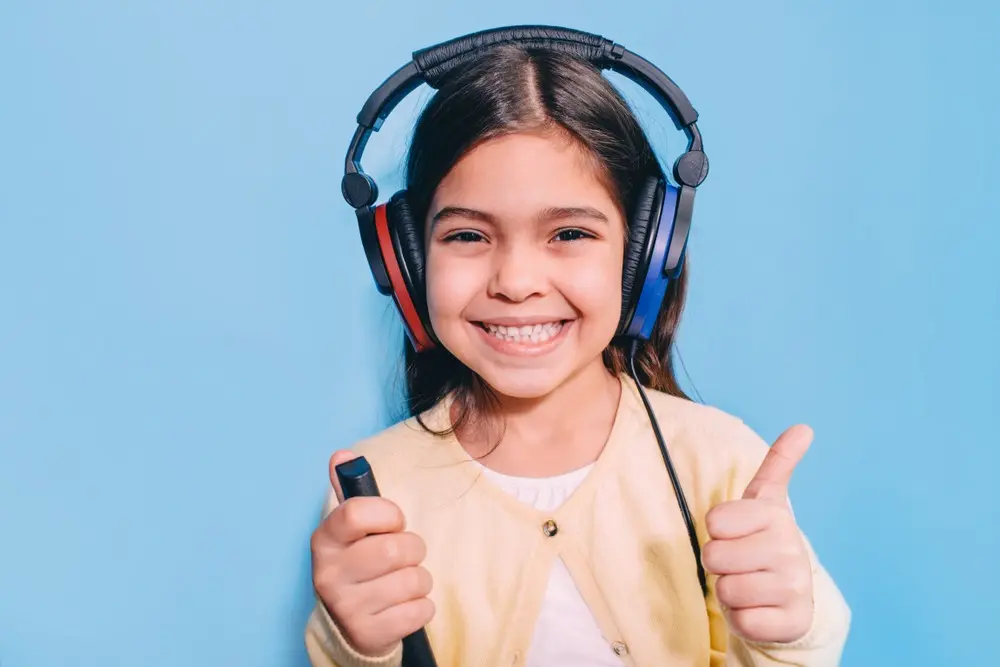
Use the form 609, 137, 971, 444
304, 599, 404, 667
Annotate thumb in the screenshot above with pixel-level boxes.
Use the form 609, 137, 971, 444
742, 424, 813, 500
329, 449, 361, 504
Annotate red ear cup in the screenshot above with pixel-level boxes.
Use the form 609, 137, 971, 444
373, 203, 435, 351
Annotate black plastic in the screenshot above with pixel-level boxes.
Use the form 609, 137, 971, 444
334, 457, 439, 667
609, 47, 699, 130
335, 456, 381, 497
356, 62, 423, 131
343, 125, 371, 184
399, 634, 437, 667
673, 150, 709, 188
342, 172, 376, 209
664, 186, 695, 278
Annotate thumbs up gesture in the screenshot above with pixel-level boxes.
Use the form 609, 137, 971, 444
703, 424, 815, 644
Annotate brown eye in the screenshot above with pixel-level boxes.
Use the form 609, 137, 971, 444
553, 228, 593, 242
443, 230, 485, 243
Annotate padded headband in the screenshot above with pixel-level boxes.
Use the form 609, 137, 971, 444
342, 25, 708, 212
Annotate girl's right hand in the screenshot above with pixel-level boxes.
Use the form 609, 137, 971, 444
310, 451, 435, 657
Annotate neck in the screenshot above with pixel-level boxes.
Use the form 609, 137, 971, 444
463, 361, 623, 477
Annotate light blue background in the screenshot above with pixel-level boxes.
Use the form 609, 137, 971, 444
2, 1, 997, 665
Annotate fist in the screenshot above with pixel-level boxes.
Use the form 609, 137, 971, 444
703, 424, 815, 644
310, 450, 435, 657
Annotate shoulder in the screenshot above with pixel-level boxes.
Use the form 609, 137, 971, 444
625, 381, 772, 502
345, 404, 456, 482
641, 385, 767, 455
348, 416, 434, 467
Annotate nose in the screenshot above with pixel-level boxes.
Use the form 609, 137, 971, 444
487, 243, 546, 303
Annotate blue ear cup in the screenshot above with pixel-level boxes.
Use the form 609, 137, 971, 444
619, 176, 690, 340
626, 181, 682, 339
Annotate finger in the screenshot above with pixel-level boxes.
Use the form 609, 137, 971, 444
339, 597, 436, 658
353, 565, 434, 616
701, 531, 777, 575
705, 499, 783, 540
329, 450, 361, 504
325, 496, 406, 546
716, 571, 792, 609
370, 597, 436, 645
343, 532, 427, 583
726, 605, 811, 644
743, 424, 813, 501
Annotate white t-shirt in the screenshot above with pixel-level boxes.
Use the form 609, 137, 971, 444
476, 462, 627, 667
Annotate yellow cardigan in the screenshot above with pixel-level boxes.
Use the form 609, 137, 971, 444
305, 377, 851, 666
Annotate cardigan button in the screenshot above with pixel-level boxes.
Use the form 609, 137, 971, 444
611, 641, 628, 656
541, 519, 558, 537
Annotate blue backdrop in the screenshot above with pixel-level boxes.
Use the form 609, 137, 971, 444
1, 1, 997, 665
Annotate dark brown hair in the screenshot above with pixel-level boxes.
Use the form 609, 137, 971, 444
400, 45, 691, 435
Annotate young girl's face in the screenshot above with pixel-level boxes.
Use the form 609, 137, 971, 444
424, 130, 626, 399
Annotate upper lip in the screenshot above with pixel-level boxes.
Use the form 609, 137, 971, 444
474, 317, 570, 326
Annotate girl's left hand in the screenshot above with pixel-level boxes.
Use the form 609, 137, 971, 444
702, 424, 815, 644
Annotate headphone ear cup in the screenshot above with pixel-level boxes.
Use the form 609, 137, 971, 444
387, 191, 426, 293
619, 175, 663, 333
386, 191, 436, 349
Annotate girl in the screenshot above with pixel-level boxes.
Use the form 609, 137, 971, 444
307, 41, 850, 667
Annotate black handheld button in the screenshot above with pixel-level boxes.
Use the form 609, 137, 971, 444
336, 456, 381, 498
332, 456, 438, 667
401, 633, 437, 667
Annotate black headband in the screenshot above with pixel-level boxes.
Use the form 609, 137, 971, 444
341, 25, 706, 211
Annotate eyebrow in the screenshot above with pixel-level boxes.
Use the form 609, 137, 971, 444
432, 206, 495, 225
431, 205, 609, 226
538, 206, 609, 224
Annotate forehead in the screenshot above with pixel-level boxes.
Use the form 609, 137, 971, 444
429, 131, 621, 220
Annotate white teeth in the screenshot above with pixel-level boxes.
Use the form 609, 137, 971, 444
483, 321, 563, 344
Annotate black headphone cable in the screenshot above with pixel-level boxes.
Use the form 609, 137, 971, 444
627, 337, 708, 596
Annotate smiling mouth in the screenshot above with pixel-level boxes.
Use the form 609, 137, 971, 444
475, 320, 567, 344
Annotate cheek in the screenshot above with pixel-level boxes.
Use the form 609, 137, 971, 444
559, 247, 624, 326
424, 252, 480, 323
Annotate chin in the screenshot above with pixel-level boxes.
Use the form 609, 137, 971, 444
474, 365, 569, 400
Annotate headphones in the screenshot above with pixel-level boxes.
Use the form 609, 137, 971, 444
340, 25, 709, 352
